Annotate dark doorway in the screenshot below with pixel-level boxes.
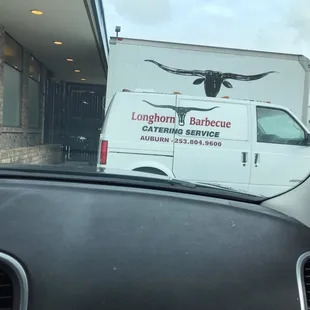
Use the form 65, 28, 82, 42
65, 83, 105, 165
44, 80, 106, 165
44, 79, 66, 146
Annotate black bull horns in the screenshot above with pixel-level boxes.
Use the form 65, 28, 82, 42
143, 100, 219, 126
144, 59, 277, 97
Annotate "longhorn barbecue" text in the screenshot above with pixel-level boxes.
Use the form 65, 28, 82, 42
132, 112, 231, 128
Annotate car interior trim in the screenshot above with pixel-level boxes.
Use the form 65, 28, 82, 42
296, 251, 310, 310
0, 252, 29, 310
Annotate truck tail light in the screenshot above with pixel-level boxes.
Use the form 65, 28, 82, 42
100, 140, 108, 164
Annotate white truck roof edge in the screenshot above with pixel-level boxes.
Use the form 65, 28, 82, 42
298, 56, 310, 126
298, 55, 310, 71
109, 36, 308, 61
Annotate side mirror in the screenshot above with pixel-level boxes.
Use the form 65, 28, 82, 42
304, 133, 310, 146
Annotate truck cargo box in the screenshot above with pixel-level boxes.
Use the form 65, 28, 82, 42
106, 37, 310, 126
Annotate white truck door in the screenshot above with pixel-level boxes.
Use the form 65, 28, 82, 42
172, 97, 252, 192
249, 105, 310, 197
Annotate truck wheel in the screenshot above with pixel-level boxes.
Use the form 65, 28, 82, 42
133, 167, 167, 176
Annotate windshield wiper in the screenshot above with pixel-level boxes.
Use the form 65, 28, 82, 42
153, 177, 264, 198
196, 182, 265, 197
197, 182, 241, 192
0, 166, 264, 203
166, 177, 197, 188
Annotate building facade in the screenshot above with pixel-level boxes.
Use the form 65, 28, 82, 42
0, 0, 108, 165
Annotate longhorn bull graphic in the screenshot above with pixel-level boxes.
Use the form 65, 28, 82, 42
145, 59, 277, 97
143, 100, 219, 126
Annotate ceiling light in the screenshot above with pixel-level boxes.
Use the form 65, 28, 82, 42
67, 58, 73, 62
81, 78, 86, 81
54, 41, 63, 45
31, 9, 43, 15
74, 69, 81, 73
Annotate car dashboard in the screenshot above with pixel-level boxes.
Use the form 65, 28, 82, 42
0, 176, 310, 310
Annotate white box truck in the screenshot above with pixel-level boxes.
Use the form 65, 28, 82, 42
99, 37, 310, 197
106, 37, 310, 127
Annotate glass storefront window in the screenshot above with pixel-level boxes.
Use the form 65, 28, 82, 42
28, 78, 40, 128
3, 64, 22, 127
4, 33, 22, 71
29, 55, 40, 82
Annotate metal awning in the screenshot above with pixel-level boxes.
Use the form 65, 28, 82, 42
0, 0, 108, 85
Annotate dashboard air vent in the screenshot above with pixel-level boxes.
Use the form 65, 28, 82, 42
0, 268, 13, 310
304, 258, 310, 309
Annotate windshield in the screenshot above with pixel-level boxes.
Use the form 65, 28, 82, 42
0, 0, 309, 200
257, 107, 305, 141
